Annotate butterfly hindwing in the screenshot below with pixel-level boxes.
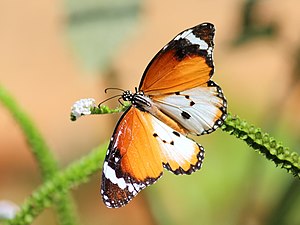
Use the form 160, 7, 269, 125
139, 23, 215, 95
101, 107, 205, 208
152, 81, 227, 135
150, 115, 205, 174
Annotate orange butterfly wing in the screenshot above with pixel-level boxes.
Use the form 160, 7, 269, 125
139, 23, 215, 95
101, 107, 162, 208
101, 107, 204, 208
139, 23, 227, 136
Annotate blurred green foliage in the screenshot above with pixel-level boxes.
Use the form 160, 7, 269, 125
0, 85, 78, 225
233, 0, 277, 45
65, 0, 141, 72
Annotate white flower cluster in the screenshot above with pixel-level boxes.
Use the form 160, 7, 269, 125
71, 98, 96, 119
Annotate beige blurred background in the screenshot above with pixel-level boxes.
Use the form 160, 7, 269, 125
1, 0, 300, 224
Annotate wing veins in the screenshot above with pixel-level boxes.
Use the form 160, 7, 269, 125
153, 96, 215, 130
137, 112, 163, 178
152, 117, 192, 165
144, 70, 207, 94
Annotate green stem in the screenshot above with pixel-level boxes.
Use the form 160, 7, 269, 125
0, 85, 78, 225
222, 113, 300, 178
70, 102, 130, 121
5, 144, 106, 225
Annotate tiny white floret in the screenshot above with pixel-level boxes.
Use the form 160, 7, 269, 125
71, 98, 96, 119
0, 200, 20, 220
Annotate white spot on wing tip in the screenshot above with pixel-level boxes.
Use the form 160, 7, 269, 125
174, 29, 192, 41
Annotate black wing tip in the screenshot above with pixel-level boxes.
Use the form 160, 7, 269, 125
192, 22, 215, 40
100, 179, 138, 208
101, 172, 163, 208
195, 22, 215, 32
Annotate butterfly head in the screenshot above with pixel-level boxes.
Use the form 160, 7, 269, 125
122, 90, 152, 112
121, 90, 134, 102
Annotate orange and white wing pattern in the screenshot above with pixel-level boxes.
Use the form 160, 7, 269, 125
151, 113, 205, 175
101, 107, 162, 208
101, 22, 227, 208
139, 22, 227, 135
101, 107, 204, 208
139, 23, 215, 95
152, 81, 227, 136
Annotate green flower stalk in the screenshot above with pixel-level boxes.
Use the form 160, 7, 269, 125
222, 113, 300, 178
5, 145, 106, 225
0, 85, 78, 225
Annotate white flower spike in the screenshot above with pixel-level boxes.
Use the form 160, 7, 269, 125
71, 98, 96, 120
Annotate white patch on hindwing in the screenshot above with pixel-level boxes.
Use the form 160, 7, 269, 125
153, 85, 226, 135
150, 115, 198, 166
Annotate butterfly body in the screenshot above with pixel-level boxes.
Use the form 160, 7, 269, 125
101, 22, 227, 208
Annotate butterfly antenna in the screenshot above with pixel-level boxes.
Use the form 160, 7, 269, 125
117, 97, 125, 106
98, 94, 123, 107
104, 87, 125, 94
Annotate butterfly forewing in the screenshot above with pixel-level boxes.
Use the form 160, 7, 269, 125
101, 107, 206, 208
101, 107, 163, 208
139, 23, 215, 95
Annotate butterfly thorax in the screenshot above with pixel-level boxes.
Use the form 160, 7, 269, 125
122, 90, 152, 112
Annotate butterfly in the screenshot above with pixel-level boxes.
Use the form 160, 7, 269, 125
100, 22, 227, 208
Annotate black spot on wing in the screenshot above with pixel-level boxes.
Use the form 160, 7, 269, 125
153, 130, 178, 146
181, 111, 191, 119
172, 131, 180, 137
